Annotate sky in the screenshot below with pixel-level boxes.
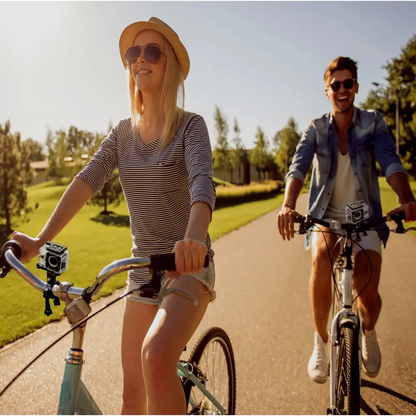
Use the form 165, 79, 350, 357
1, 1, 416, 150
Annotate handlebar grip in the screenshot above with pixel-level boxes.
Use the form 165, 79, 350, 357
150, 253, 209, 272
294, 215, 304, 223
0, 240, 24, 278
389, 211, 406, 221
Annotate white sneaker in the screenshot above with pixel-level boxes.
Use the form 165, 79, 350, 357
361, 328, 381, 378
308, 333, 328, 383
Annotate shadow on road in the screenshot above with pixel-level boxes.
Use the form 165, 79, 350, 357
90, 214, 130, 227
360, 379, 416, 415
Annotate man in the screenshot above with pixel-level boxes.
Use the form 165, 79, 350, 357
276, 56, 416, 383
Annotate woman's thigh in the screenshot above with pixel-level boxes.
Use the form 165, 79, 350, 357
143, 275, 212, 366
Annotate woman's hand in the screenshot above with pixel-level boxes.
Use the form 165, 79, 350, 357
10, 232, 44, 263
167, 239, 208, 278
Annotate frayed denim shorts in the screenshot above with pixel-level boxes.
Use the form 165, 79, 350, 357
125, 261, 216, 305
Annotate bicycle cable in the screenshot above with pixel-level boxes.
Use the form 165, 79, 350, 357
0, 288, 137, 398
309, 227, 374, 305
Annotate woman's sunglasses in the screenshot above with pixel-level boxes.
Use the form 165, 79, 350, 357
125, 45, 164, 66
328, 78, 357, 92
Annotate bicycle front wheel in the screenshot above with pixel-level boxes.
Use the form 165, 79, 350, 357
183, 327, 236, 415
335, 322, 361, 415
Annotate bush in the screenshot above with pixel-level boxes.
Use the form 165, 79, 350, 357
215, 181, 284, 208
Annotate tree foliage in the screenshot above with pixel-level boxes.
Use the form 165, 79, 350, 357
273, 117, 301, 177
361, 34, 416, 178
23, 138, 44, 162
87, 126, 124, 215
213, 105, 231, 172
249, 127, 270, 180
0, 121, 34, 236
229, 118, 247, 184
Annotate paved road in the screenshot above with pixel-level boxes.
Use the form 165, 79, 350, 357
1, 193, 415, 414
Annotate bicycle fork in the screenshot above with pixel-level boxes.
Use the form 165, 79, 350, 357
328, 268, 361, 414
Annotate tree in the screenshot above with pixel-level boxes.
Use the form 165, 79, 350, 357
213, 105, 231, 173
88, 126, 124, 215
23, 138, 44, 162
229, 118, 247, 185
45, 128, 69, 178
0, 121, 34, 236
361, 35, 416, 178
249, 127, 270, 180
273, 117, 301, 177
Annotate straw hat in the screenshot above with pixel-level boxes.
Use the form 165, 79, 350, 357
119, 17, 190, 80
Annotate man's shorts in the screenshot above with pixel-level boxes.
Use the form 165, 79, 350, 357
125, 261, 216, 305
310, 218, 382, 257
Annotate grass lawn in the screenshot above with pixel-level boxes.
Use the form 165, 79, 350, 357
0, 180, 284, 347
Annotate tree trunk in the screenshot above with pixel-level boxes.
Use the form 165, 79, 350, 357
103, 184, 108, 215
3, 172, 11, 235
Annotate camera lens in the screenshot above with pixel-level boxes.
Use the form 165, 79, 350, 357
353, 211, 362, 220
48, 256, 58, 267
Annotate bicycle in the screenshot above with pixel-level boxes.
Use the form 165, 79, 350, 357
294, 207, 415, 415
0, 241, 237, 415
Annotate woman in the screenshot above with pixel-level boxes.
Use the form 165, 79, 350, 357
12, 17, 216, 414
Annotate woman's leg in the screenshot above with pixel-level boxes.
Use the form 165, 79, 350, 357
142, 275, 212, 415
121, 299, 158, 415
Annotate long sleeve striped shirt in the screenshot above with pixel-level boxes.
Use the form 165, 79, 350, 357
76, 111, 216, 284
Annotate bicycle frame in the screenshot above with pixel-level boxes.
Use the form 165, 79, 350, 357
57, 322, 226, 415
328, 236, 360, 414
178, 363, 227, 415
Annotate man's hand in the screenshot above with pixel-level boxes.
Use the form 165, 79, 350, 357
276, 206, 301, 241
388, 201, 416, 222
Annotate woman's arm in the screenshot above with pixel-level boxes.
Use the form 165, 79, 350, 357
13, 177, 93, 262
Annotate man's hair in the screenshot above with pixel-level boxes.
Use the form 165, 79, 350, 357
324, 57, 358, 85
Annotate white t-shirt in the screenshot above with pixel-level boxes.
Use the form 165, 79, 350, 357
325, 151, 359, 220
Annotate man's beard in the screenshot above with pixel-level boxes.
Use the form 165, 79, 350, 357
338, 102, 353, 114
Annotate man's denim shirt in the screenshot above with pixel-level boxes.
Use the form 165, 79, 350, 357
286, 106, 406, 250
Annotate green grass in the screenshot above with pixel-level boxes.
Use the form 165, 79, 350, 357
0, 180, 284, 347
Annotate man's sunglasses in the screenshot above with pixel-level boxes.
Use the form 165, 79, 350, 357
125, 45, 164, 66
328, 78, 357, 92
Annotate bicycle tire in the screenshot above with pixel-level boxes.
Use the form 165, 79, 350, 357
182, 327, 236, 415
335, 322, 361, 415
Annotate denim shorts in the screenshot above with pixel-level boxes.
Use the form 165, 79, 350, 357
311, 219, 382, 257
125, 261, 216, 305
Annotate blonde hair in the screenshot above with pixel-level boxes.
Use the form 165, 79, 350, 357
128, 34, 185, 146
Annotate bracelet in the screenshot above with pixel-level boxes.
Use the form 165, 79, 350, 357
183, 238, 207, 247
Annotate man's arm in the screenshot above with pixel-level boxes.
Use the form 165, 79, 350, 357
277, 178, 303, 241
276, 123, 316, 241
387, 172, 416, 222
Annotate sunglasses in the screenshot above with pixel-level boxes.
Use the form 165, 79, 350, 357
328, 78, 357, 92
125, 45, 164, 66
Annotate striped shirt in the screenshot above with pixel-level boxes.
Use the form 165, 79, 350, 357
76, 111, 216, 284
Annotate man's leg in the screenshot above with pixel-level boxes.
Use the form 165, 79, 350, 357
308, 229, 339, 383
353, 247, 382, 377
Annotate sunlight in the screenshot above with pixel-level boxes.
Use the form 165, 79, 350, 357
3, 3, 69, 64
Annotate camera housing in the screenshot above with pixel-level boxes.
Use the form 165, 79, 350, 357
345, 200, 370, 224
37, 242, 69, 276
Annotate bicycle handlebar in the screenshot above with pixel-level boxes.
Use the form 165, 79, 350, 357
0, 241, 209, 302
294, 211, 407, 235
